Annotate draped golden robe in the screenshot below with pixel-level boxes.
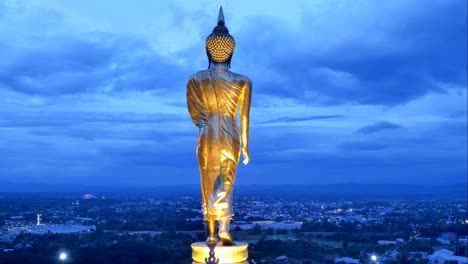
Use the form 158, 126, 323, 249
187, 68, 251, 221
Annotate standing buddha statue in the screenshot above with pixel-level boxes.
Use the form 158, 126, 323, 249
186, 6, 252, 247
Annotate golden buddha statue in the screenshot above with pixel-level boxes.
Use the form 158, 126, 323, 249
186, 6, 252, 247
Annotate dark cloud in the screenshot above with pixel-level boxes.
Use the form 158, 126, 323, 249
0, 1, 212, 97
0, 109, 192, 143
0, 29, 191, 96
257, 114, 342, 124
240, 153, 466, 185
2, 1, 465, 103
240, 127, 466, 184
0, 111, 187, 128
357, 121, 402, 134
339, 141, 389, 151
100, 144, 195, 167
449, 110, 467, 118
0, 34, 119, 95
0, 116, 465, 185
0, 1, 465, 186
235, 0, 467, 106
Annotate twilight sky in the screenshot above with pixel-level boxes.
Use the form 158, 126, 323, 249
0, 0, 466, 186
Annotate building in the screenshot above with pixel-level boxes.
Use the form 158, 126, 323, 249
37, 214, 42, 226
233, 221, 302, 230
459, 236, 468, 245
407, 252, 428, 261
377, 240, 397, 246
428, 249, 468, 264
275, 255, 288, 262
436, 237, 451, 245
335, 257, 359, 263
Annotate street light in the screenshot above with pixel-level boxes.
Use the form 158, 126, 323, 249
59, 252, 67, 262
371, 255, 377, 262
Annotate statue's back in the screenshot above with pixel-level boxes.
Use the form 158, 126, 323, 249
187, 69, 250, 158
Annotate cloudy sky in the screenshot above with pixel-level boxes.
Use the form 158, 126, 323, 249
0, 0, 466, 186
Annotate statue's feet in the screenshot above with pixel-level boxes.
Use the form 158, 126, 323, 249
218, 231, 235, 246
206, 220, 217, 245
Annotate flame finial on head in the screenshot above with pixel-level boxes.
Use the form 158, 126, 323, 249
218, 6, 225, 25
206, 6, 235, 67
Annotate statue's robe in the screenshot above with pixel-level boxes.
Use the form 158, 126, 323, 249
187, 69, 250, 221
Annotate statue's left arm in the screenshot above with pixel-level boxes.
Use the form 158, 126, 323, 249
240, 79, 252, 165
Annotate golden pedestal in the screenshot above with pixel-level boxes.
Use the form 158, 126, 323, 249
191, 242, 248, 264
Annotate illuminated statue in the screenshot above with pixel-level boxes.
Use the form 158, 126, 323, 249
187, 6, 252, 247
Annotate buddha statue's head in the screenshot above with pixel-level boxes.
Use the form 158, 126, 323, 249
206, 6, 235, 68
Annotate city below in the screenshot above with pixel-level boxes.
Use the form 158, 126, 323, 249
0, 185, 467, 264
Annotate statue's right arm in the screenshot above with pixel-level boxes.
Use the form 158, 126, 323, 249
186, 77, 207, 128
240, 79, 252, 165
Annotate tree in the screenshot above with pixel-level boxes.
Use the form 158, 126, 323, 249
251, 224, 262, 235
342, 240, 349, 248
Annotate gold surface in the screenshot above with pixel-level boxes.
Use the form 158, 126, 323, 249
186, 65, 252, 222
186, 6, 252, 230
191, 242, 248, 264
187, 6, 252, 248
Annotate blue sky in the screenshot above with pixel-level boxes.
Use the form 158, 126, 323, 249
0, 0, 466, 186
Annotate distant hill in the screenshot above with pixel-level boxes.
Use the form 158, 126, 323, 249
0, 181, 466, 199
0, 181, 198, 196
236, 183, 468, 199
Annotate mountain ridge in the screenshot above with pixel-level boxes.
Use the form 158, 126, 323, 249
0, 181, 465, 199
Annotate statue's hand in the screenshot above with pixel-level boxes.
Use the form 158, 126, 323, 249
242, 148, 250, 165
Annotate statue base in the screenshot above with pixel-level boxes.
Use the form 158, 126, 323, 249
191, 242, 248, 264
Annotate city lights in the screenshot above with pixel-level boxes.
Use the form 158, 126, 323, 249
59, 252, 67, 262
